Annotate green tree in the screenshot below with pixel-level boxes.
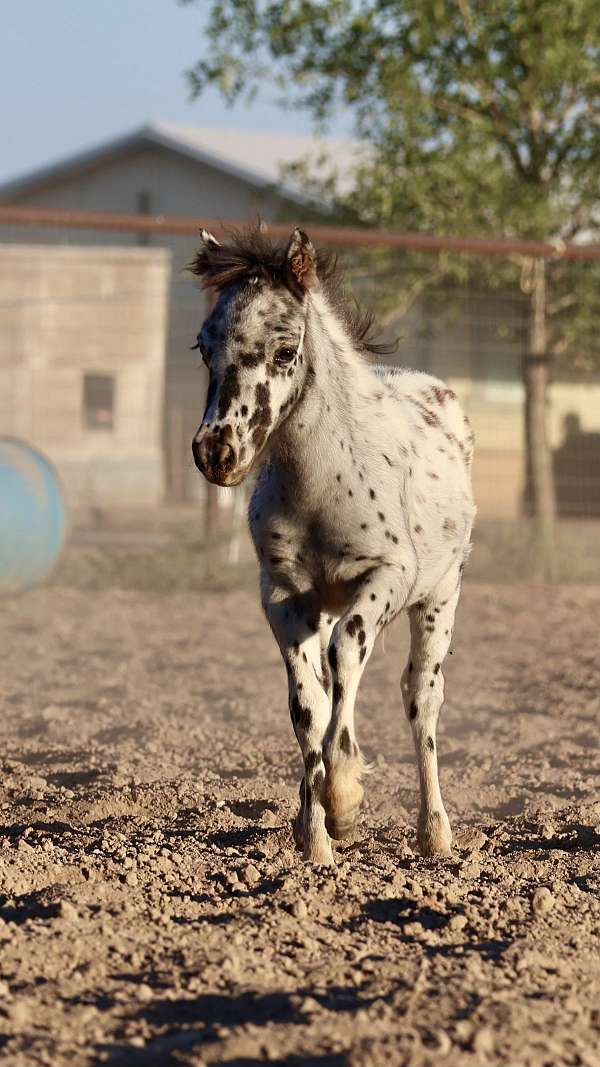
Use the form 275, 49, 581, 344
183, 0, 600, 560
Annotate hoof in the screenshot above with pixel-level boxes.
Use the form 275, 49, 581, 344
303, 839, 335, 866
323, 762, 364, 842
325, 804, 360, 841
417, 810, 452, 858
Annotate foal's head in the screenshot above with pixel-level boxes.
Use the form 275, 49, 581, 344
190, 227, 319, 486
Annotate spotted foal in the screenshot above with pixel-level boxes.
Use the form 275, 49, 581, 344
191, 226, 476, 866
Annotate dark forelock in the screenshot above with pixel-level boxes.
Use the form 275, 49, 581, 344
189, 225, 397, 357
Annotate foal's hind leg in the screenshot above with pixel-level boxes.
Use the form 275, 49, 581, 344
401, 567, 462, 857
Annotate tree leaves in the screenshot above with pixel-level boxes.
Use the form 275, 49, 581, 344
183, 0, 600, 368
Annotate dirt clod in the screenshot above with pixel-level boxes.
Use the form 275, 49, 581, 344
472, 1026, 496, 1057
239, 862, 261, 885
531, 886, 555, 915
58, 900, 78, 922
291, 898, 308, 919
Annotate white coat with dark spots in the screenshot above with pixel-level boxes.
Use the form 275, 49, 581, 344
191, 226, 476, 866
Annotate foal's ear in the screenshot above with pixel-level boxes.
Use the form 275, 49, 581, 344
284, 228, 318, 296
199, 228, 221, 249
189, 228, 223, 283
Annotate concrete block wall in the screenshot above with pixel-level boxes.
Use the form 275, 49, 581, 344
0, 244, 171, 509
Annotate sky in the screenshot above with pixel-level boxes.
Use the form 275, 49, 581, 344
1, 0, 348, 185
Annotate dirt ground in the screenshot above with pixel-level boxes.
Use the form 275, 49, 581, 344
0, 581, 599, 1067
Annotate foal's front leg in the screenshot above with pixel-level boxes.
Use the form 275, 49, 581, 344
324, 566, 409, 839
265, 588, 334, 866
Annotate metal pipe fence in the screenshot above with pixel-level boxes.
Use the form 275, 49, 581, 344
0, 206, 598, 583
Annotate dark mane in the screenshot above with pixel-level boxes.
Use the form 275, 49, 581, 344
188, 226, 397, 358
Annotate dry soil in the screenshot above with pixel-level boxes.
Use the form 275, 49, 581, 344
0, 583, 599, 1067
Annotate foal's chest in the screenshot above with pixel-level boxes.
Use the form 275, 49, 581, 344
253, 493, 386, 611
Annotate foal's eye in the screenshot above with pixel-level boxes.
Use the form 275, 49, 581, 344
274, 346, 296, 366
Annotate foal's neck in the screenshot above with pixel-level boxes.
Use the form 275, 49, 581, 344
269, 291, 368, 490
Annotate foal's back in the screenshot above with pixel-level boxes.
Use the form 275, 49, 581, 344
374, 365, 474, 469
369, 365, 476, 588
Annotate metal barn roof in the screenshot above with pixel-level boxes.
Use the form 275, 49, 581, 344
0, 121, 363, 203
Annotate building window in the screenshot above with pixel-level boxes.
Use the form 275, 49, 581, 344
83, 373, 114, 430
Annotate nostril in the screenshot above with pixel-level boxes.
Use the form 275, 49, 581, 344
217, 442, 235, 471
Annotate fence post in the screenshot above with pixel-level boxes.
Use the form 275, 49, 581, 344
523, 257, 557, 578
167, 405, 186, 504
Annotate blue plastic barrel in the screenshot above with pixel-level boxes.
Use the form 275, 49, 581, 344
0, 439, 67, 594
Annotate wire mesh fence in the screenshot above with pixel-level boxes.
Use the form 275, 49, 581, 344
0, 207, 598, 584
345, 247, 600, 519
